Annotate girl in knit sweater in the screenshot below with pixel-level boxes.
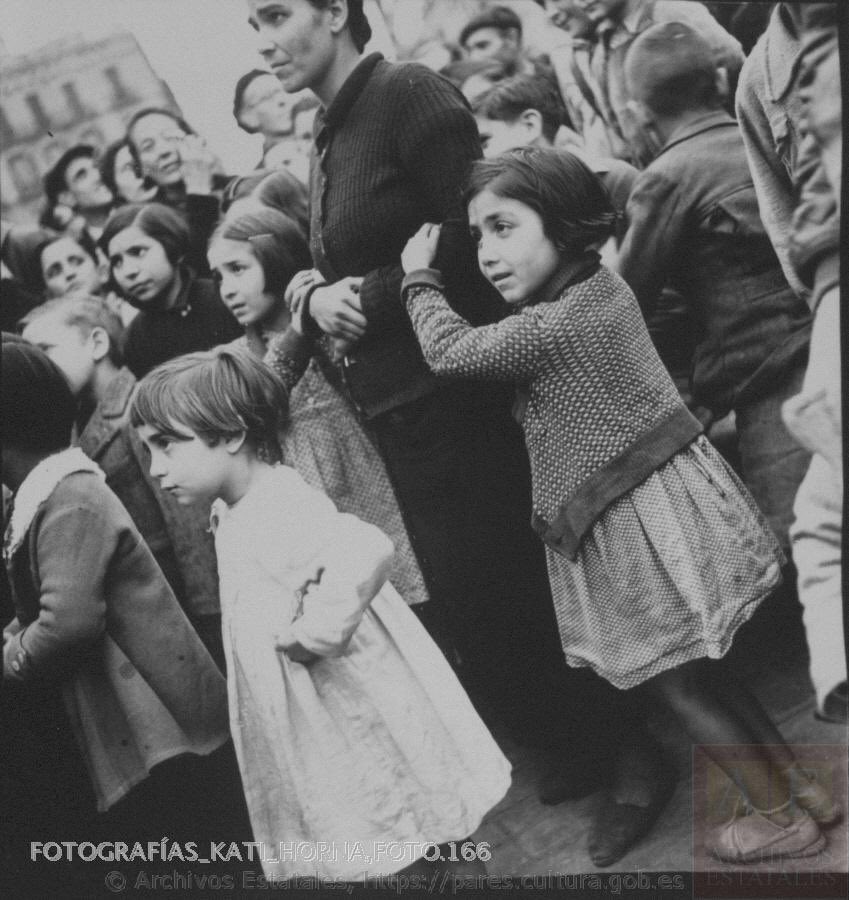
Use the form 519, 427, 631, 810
400, 146, 836, 863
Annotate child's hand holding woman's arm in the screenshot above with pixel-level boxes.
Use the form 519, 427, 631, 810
401, 223, 442, 275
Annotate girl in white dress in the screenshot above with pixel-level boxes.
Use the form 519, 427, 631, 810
131, 345, 510, 883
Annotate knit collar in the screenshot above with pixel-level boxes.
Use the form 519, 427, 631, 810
533, 252, 601, 306
3, 448, 104, 563
317, 52, 384, 134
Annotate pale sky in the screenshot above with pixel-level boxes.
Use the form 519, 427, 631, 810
1, 1, 302, 172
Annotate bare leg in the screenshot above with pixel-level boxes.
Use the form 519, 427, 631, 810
648, 659, 797, 823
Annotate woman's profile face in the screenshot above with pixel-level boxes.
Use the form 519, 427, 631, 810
247, 0, 336, 96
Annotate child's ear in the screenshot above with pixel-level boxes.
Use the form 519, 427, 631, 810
224, 432, 247, 455
88, 326, 111, 363
715, 66, 729, 101
519, 108, 544, 143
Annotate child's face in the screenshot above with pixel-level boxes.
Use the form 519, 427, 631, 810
475, 116, 534, 159
137, 423, 241, 506
41, 237, 103, 299
469, 188, 561, 305
107, 225, 178, 305
22, 315, 96, 397
208, 238, 283, 329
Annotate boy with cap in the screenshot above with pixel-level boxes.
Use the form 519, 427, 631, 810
617, 22, 812, 568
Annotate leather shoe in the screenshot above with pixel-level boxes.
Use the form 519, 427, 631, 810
587, 768, 676, 867
814, 681, 848, 725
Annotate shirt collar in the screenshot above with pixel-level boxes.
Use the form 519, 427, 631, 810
534, 252, 601, 306
316, 52, 383, 136
658, 109, 737, 156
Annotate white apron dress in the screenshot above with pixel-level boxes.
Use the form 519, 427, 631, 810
210, 464, 510, 880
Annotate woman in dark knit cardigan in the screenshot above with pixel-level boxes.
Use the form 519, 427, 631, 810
247, 0, 671, 865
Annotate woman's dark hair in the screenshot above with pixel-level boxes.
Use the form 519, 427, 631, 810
464, 146, 616, 252
211, 208, 312, 299
99, 139, 132, 199
126, 107, 196, 148
308, 0, 371, 53
1, 332, 77, 453
130, 345, 289, 463
99, 202, 190, 266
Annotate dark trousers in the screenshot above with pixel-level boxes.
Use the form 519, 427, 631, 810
369, 387, 640, 761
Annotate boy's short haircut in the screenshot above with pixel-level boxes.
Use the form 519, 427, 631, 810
212, 208, 312, 297
465, 146, 616, 252
43, 144, 97, 206
19, 295, 126, 368
472, 74, 568, 144
130, 346, 289, 463
1, 332, 76, 453
625, 22, 720, 117
459, 5, 522, 48
99, 202, 190, 266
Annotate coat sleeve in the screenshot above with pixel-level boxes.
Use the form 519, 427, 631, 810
403, 274, 543, 380
3, 503, 115, 682
617, 169, 687, 315
735, 47, 809, 299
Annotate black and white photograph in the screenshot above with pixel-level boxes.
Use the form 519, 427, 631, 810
1, 1, 846, 897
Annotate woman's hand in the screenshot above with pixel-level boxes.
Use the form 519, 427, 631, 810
401, 222, 441, 274
309, 277, 366, 341
180, 134, 218, 194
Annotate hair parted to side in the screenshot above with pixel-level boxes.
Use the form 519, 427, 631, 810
130, 346, 289, 463
473, 74, 570, 143
99, 202, 190, 266
211, 208, 312, 298
465, 146, 616, 253
19, 295, 126, 367
307, 0, 371, 52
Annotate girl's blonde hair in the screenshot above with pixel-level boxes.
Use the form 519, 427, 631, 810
130, 346, 289, 462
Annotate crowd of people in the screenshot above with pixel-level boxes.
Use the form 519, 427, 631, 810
1, 0, 844, 892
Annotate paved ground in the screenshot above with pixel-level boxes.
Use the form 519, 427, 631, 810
471, 592, 849, 885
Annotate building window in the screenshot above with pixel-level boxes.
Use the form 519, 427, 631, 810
0, 105, 16, 147
104, 65, 138, 107
61, 82, 88, 120
7, 152, 42, 201
25, 94, 53, 134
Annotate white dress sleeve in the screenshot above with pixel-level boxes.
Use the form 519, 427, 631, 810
251, 468, 395, 658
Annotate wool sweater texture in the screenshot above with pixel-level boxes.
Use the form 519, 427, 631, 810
403, 262, 703, 558
309, 53, 505, 418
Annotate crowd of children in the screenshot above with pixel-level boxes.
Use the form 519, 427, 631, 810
1, 0, 844, 892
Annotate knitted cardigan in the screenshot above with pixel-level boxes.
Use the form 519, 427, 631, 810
403, 261, 703, 559
309, 53, 505, 418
